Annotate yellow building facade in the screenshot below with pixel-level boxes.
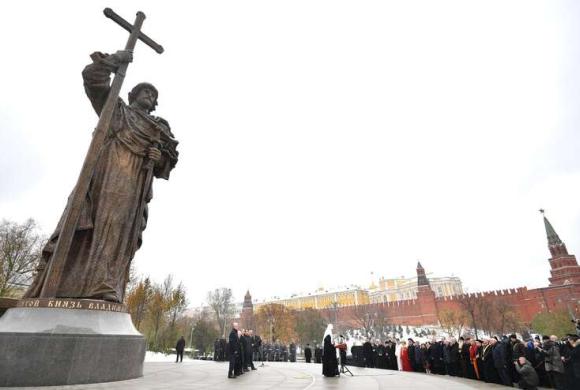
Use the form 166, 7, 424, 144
369, 276, 463, 303
254, 275, 462, 310
255, 288, 370, 310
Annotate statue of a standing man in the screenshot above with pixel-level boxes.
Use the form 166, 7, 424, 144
25, 50, 178, 303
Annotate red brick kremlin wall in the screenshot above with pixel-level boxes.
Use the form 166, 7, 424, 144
315, 283, 580, 328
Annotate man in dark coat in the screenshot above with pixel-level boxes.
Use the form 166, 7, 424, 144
414, 342, 425, 372
511, 334, 527, 359
228, 322, 240, 379
429, 339, 444, 375
407, 339, 416, 372
458, 337, 469, 377
376, 341, 387, 369
510, 334, 526, 383
569, 335, 580, 389
175, 336, 186, 363
363, 339, 374, 368
281, 343, 289, 362
219, 338, 227, 361
538, 335, 564, 389
314, 344, 323, 363
372, 341, 379, 368
263, 343, 271, 361
274, 342, 281, 361
305, 344, 313, 363
422, 343, 431, 372
289, 342, 297, 362
531, 338, 549, 388
386, 340, 397, 370
213, 338, 220, 361
562, 335, 577, 390
481, 338, 497, 383
491, 337, 509, 386
446, 338, 459, 376
244, 330, 256, 370
251, 331, 262, 362
236, 330, 244, 375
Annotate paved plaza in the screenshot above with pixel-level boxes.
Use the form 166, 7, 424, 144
6, 361, 509, 389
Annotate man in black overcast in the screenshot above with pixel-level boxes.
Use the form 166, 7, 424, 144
228, 322, 240, 378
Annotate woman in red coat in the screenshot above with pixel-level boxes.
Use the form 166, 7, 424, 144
470, 340, 481, 380
400, 342, 413, 372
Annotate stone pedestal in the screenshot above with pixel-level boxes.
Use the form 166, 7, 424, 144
0, 297, 18, 318
0, 298, 146, 387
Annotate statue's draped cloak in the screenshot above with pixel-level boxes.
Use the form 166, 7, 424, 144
25, 54, 178, 302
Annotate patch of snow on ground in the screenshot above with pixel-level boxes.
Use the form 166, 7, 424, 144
145, 351, 194, 362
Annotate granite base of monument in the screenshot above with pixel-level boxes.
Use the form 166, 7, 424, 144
0, 299, 146, 387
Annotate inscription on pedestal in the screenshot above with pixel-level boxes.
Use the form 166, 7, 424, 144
16, 298, 127, 313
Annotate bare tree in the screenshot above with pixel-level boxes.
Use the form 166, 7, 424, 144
490, 301, 523, 335
457, 293, 482, 339
321, 300, 341, 331
350, 304, 388, 338
477, 298, 496, 336
207, 288, 236, 337
0, 219, 44, 297
372, 305, 390, 338
438, 308, 467, 337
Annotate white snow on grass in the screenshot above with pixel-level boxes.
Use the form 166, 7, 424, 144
145, 351, 195, 362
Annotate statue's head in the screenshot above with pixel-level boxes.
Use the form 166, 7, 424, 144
129, 82, 158, 113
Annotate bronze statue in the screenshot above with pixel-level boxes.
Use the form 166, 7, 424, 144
25, 10, 177, 303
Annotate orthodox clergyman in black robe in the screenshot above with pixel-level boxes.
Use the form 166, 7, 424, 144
322, 325, 339, 377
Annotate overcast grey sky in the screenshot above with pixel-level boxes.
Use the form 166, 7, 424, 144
1, 0, 580, 306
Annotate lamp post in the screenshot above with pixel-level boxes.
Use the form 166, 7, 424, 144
332, 299, 339, 325
223, 314, 228, 338
190, 322, 195, 358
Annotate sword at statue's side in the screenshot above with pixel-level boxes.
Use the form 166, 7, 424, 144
40, 9, 163, 297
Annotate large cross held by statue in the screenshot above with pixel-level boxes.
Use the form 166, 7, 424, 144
40, 8, 164, 297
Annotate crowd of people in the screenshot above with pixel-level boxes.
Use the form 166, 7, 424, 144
220, 322, 327, 378
211, 321, 580, 388
214, 331, 303, 363
350, 333, 580, 389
